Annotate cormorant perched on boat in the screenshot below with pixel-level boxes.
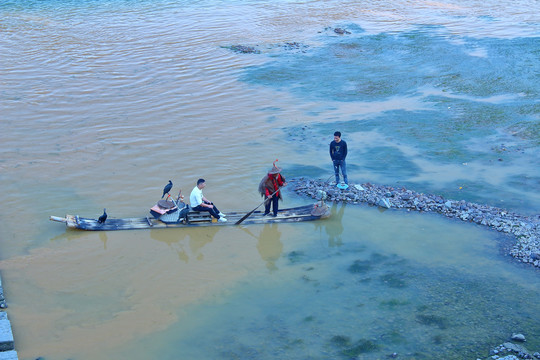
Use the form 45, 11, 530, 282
162, 180, 173, 198
98, 208, 107, 224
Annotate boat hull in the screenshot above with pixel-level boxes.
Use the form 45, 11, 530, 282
50, 203, 330, 231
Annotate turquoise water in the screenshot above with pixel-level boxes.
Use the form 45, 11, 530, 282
116, 206, 540, 360
0, 0, 539, 359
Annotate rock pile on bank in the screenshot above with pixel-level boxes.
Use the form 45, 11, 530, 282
290, 178, 540, 268
480, 333, 540, 360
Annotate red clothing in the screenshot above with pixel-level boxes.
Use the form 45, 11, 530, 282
259, 173, 285, 198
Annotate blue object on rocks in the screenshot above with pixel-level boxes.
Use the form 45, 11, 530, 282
336, 183, 349, 190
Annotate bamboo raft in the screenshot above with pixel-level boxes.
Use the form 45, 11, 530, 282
50, 202, 330, 231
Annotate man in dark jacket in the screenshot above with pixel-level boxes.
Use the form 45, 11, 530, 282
329, 131, 348, 185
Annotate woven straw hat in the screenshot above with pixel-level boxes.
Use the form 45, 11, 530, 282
268, 159, 282, 174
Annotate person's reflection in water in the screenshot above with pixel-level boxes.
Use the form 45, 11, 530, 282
189, 227, 219, 261
99, 232, 108, 250
150, 229, 189, 263
257, 223, 283, 272
326, 202, 345, 247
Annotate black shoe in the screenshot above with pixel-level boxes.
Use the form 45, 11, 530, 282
272, 213, 278, 217
263, 212, 270, 216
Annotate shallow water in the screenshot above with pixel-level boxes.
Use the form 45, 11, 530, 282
0, 0, 539, 359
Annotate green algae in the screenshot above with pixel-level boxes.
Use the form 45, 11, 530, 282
379, 272, 408, 288
510, 120, 540, 146
287, 250, 306, 263
416, 314, 450, 330
432, 334, 444, 344
330, 335, 352, 347
341, 339, 381, 357
380, 298, 410, 308
246, 27, 539, 103
348, 259, 372, 274
383, 329, 408, 344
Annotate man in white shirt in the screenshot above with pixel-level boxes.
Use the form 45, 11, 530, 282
190, 178, 227, 222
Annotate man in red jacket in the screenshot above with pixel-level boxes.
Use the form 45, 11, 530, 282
258, 160, 287, 217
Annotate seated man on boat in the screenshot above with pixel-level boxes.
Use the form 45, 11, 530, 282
190, 178, 227, 222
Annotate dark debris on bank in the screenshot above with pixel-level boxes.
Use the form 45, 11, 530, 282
290, 177, 540, 268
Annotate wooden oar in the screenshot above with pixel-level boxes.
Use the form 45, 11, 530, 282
235, 187, 281, 225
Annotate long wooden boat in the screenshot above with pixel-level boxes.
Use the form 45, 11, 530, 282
50, 202, 330, 231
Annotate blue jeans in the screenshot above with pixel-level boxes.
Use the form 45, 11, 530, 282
333, 160, 348, 184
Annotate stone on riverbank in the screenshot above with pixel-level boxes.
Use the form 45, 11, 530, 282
483, 341, 540, 360
0, 313, 14, 352
0, 351, 18, 360
511, 334, 527, 342
0, 279, 6, 310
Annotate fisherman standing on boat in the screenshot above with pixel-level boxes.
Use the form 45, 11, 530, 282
190, 179, 227, 222
259, 160, 287, 217
329, 131, 348, 186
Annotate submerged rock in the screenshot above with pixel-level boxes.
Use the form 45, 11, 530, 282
228, 45, 260, 54
334, 27, 351, 35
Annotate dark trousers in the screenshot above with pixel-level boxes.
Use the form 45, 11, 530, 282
192, 201, 221, 219
264, 195, 279, 216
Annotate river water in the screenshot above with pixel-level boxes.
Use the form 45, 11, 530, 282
1, 0, 539, 359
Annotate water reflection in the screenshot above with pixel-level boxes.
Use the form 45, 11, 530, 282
238, 225, 284, 272
150, 227, 220, 262
189, 227, 219, 261
256, 224, 283, 272
327, 202, 346, 247
150, 229, 186, 262
313, 202, 346, 247
49, 228, 91, 243
99, 232, 108, 249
